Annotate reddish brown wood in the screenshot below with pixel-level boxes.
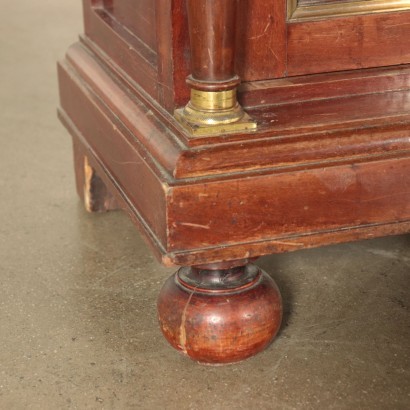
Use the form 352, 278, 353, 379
82, 1, 410, 113
187, 0, 238, 88
236, 0, 287, 81
63, 43, 182, 174
287, 12, 410, 76
58, 40, 410, 266
175, 124, 410, 179
60, 99, 410, 268
187, 0, 237, 82
179, 88, 410, 149
101, 0, 157, 52
59, 0, 410, 365
61, 42, 410, 179
155, 0, 179, 110
168, 222, 410, 267
83, 0, 159, 102
239, 65, 410, 108
169, 0, 289, 102
58, 58, 169, 247
157, 263, 282, 364
168, 156, 410, 252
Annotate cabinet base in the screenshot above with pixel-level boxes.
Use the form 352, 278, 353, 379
58, 40, 410, 364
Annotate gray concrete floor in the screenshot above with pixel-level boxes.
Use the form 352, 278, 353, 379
0, 1, 409, 409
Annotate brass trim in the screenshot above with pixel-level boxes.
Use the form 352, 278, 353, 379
288, 0, 410, 21
174, 89, 258, 136
181, 101, 245, 126
190, 89, 237, 111
174, 109, 257, 137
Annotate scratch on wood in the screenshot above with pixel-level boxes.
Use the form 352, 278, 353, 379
249, 19, 272, 40
180, 222, 211, 229
179, 290, 196, 353
271, 240, 305, 247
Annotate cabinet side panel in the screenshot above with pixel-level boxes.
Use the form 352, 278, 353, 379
58, 61, 168, 248
103, 0, 157, 52
83, 0, 159, 102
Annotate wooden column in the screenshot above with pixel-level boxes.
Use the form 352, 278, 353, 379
175, 0, 257, 136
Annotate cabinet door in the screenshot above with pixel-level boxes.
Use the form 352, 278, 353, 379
238, 0, 410, 80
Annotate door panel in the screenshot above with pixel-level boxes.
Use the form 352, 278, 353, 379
238, 0, 410, 80
287, 11, 410, 76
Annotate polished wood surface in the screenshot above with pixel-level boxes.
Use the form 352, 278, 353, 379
187, 0, 237, 86
101, 0, 157, 52
239, 65, 410, 107
287, 11, 410, 76
236, 0, 287, 80
82, 0, 410, 111
157, 264, 282, 364
58, 0, 410, 363
58, 40, 410, 266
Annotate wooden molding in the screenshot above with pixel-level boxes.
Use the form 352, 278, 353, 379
58, 41, 410, 266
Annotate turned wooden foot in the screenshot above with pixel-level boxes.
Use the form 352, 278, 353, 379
72, 138, 118, 213
157, 263, 283, 364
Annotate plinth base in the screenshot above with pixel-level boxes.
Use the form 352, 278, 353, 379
174, 108, 257, 137
157, 264, 283, 365
58, 44, 410, 267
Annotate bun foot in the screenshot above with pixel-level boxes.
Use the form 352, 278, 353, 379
157, 263, 282, 365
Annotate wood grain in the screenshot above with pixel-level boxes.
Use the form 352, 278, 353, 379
240, 65, 410, 107
102, 0, 157, 52
158, 264, 282, 364
168, 156, 410, 251
236, 0, 287, 81
83, 0, 159, 101
59, 0, 410, 365
287, 12, 410, 76
60, 0, 410, 270
58, 59, 169, 248
187, 0, 238, 84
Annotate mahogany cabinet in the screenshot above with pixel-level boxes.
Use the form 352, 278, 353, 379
58, 0, 410, 364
